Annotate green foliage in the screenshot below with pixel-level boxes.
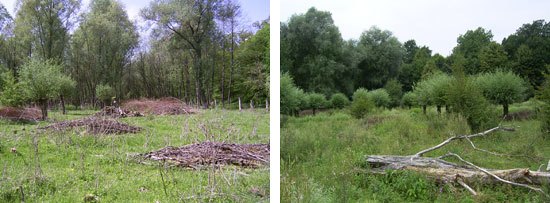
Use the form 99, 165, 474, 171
95, 84, 115, 105
479, 42, 509, 72
448, 62, 498, 130
306, 93, 327, 112
401, 91, 416, 108
536, 65, 550, 135
58, 74, 76, 97
426, 73, 453, 108
280, 7, 350, 95
0, 70, 26, 107
384, 78, 403, 108
352, 88, 369, 102
412, 79, 432, 107
367, 89, 391, 108
330, 93, 350, 109
453, 27, 493, 74
350, 94, 374, 119
502, 20, 550, 87
474, 70, 527, 116
19, 59, 64, 101
357, 26, 404, 89
281, 72, 300, 115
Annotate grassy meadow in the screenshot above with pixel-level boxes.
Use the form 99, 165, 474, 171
0, 108, 269, 202
281, 101, 550, 202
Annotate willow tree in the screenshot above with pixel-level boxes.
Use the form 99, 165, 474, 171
142, 0, 221, 108
69, 0, 138, 103
14, 0, 81, 61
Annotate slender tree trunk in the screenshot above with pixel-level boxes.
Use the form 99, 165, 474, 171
313, 108, 316, 116
437, 105, 441, 115
39, 99, 48, 120
503, 104, 509, 118
423, 105, 427, 115
445, 105, 449, 113
228, 19, 235, 105
60, 95, 66, 115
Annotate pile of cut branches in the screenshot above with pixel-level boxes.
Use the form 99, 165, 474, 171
0, 107, 41, 122
39, 117, 141, 134
123, 97, 196, 115
139, 142, 270, 169
93, 106, 144, 118
364, 126, 550, 197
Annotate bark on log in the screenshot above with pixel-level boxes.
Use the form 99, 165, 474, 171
364, 126, 550, 196
366, 155, 550, 186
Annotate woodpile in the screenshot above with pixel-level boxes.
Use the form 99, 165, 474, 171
0, 107, 41, 122
122, 97, 196, 115
39, 117, 141, 134
139, 142, 270, 169
93, 106, 144, 118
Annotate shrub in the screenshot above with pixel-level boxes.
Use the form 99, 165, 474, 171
367, 89, 391, 108
96, 84, 116, 106
384, 78, 403, 108
350, 94, 375, 119
448, 66, 498, 130
412, 79, 432, 114
537, 65, 550, 136
474, 70, 527, 117
0, 70, 26, 107
19, 59, 65, 120
307, 93, 327, 115
330, 93, 350, 109
401, 91, 416, 109
426, 73, 453, 114
281, 72, 300, 115
352, 88, 369, 102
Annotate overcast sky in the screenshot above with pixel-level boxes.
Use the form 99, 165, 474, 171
2, 0, 269, 32
281, 0, 550, 56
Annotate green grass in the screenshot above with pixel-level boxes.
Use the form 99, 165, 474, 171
281, 102, 550, 202
0, 108, 269, 202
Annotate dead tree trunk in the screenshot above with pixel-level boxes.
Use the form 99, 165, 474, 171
364, 126, 550, 197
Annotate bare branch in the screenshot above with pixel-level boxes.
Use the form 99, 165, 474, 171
440, 153, 548, 197
414, 126, 515, 157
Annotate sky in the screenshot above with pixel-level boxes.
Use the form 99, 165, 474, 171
280, 0, 550, 56
1, 0, 269, 32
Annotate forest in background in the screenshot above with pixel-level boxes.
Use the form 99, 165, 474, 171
281, 7, 550, 98
0, 0, 270, 117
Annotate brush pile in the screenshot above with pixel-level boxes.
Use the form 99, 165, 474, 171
123, 97, 196, 115
39, 117, 141, 134
140, 142, 270, 169
93, 106, 144, 118
0, 107, 42, 122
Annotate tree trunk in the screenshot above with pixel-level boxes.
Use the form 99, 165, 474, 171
503, 104, 509, 119
313, 108, 316, 116
39, 99, 48, 120
60, 95, 66, 115
445, 105, 449, 113
238, 97, 241, 111
422, 105, 427, 114
437, 105, 441, 115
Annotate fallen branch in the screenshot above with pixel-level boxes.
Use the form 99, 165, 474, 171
365, 126, 550, 196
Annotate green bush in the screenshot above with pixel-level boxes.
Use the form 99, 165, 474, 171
384, 78, 403, 108
0, 70, 27, 107
474, 70, 527, 117
448, 68, 498, 130
426, 73, 453, 113
537, 66, 550, 136
307, 93, 327, 115
401, 91, 416, 109
352, 88, 369, 102
412, 79, 432, 114
96, 84, 116, 106
367, 89, 391, 108
350, 94, 375, 119
330, 93, 350, 109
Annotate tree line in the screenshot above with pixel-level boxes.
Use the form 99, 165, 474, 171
0, 0, 269, 119
281, 7, 550, 97
281, 7, 550, 131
